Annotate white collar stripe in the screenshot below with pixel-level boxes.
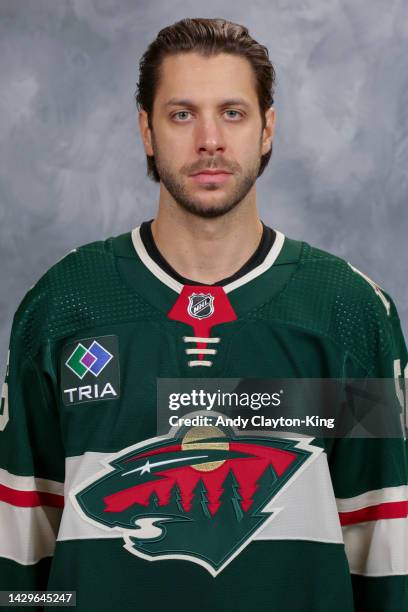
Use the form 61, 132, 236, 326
131, 226, 286, 295
223, 230, 285, 293
131, 227, 183, 293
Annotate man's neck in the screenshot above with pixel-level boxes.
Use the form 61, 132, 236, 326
151, 186, 263, 285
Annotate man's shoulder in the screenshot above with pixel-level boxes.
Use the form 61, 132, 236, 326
10, 234, 130, 354
17, 235, 115, 305
294, 238, 393, 315
45, 235, 115, 277
259, 234, 398, 373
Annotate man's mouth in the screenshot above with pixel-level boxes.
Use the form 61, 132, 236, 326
190, 169, 233, 184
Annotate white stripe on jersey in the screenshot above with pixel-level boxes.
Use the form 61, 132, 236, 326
57, 444, 343, 545
0, 468, 64, 495
336, 485, 408, 512
0, 503, 62, 565
343, 518, 408, 576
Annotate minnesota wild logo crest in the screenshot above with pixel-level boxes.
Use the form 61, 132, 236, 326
70, 416, 319, 576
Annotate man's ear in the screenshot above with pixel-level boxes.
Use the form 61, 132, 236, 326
261, 107, 276, 155
138, 109, 154, 156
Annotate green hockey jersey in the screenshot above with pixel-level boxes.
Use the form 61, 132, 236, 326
0, 226, 407, 611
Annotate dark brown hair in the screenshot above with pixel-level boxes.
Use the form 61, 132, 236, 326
135, 18, 276, 182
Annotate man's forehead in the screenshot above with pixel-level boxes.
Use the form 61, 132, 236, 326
156, 52, 258, 103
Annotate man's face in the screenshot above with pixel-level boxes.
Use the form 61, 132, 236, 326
140, 52, 275, 218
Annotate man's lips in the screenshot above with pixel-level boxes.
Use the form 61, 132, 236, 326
190, 169, 233, 184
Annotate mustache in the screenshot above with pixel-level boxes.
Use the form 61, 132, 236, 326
182, 157, 241, 175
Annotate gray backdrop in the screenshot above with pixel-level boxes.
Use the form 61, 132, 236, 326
1, 0, 407, 372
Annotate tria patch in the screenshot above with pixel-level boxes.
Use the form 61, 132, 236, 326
61, 335, 120, 405
70, 416, 320, 576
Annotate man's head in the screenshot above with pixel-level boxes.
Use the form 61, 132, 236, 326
136, 18, 276, 218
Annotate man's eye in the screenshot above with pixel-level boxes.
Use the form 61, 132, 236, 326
173, 111, 191, 121
224, 110, 243, 120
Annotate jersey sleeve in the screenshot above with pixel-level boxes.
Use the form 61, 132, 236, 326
328, 288, 408, 612
0, 302, 65, 598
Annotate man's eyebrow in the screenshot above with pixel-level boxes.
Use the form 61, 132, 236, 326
164, 98, 251, 108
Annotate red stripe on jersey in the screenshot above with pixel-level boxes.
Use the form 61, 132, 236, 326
339, 500, 408, 526
0, 484, 64, 508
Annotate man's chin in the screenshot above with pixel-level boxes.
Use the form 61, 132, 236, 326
157, 169, 256, 219
176, 197, 240, 219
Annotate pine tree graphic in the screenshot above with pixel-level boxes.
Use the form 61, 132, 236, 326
165, 483, 184, 514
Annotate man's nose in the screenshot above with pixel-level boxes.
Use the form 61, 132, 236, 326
195, 117, 226, 156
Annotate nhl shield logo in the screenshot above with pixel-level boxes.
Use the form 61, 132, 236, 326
187, 293, 215, 319
70, 415, 320, 576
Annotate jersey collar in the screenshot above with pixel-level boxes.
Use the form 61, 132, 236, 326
130, 225, 286, 295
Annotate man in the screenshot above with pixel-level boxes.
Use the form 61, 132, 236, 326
0, 18, 407, 612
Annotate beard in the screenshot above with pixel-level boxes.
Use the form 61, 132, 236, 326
151, 138, 262, 219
